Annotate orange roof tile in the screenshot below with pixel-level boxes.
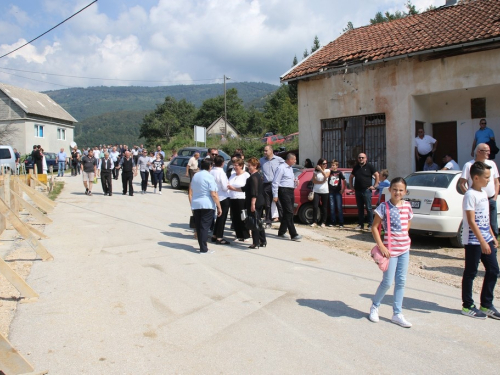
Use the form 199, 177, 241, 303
281, 0, 500, 81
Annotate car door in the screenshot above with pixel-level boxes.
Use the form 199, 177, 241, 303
180, 158, 191, 185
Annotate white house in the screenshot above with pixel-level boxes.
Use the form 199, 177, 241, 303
280, 0, 500, 176
0, 82, 77, 155
206, 116, 239, 138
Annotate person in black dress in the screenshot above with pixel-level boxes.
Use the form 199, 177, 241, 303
229, 157, 266, 249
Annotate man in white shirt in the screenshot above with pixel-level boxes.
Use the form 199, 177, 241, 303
459, 143, 500, 236
441, 154, 460, 171
414, 129, 438, 171
185, 152, 200, 182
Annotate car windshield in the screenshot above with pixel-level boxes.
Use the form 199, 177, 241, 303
405, 173, 456, 188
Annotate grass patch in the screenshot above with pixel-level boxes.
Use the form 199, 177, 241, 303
48, 181, 64, 201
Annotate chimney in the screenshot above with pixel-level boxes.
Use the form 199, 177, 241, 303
445, 0, 457, 5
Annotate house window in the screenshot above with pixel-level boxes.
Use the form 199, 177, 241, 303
57, 128, 66, 140
471, 98, 486, 119
321, 114, 386, 171
34, 124, 44, 138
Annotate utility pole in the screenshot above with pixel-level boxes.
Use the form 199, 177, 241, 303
224, 75, 230, 136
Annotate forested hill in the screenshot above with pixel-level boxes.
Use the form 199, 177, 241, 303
44, 82, 278, 121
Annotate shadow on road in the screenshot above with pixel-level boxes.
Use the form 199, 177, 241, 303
161, 231, 194, 240
410, 249, 463, 261
158, 241, 198, 253
360, 294, 459, 315
296, 299, 366, 319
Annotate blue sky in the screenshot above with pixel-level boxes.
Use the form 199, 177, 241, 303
0, 0, 443, 92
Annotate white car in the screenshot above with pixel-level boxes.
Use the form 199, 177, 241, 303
382, 170, 500, 248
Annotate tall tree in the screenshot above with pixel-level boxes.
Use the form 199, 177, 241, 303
263, 85, 298, 136
311, 35, 320, 53
303, 49, 309, 59
195, 88, 248, 134
370, 1, 419, 24
292, 55, 298, 67
342, 21, 354, 33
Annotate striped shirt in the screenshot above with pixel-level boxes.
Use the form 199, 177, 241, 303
375, 201, 413, 257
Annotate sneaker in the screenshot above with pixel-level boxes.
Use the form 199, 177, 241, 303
200, 250, 215, 254
159, 191, 162, 195
367, 225, 372, 231
277, 233, 290, 239
369, 304, 379, 323
339, 225, 344, 229
310, 223, 317, 227
291, 235, 302, 241
265, 223, 272, 229
462, 305, 487, 319
88, 191, 92, 196
154, 188, 157, 194
356, 225, 363, 230
391, 313, 412, 328
327, 223, 334, 227
320, 224, 326, 228
480, 306, 500, 320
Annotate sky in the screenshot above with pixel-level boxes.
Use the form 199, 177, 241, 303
0, 0, 443, 92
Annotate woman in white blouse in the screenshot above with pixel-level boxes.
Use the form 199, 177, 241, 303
311, 158, 330, 228
228, 158, 250, 241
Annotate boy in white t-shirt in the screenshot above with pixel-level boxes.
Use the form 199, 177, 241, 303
461, 161, 500, 319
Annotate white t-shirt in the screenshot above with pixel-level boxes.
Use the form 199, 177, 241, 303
313, 170, 330, 194
414, 135, 436, 155
443, 160, 460, 170
228, 172, 250, 199
462, 188, 493, 245
461, 159, 499, 197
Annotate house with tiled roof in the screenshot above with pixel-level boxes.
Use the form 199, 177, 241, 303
281, 0, 500, 176
0, 82, 77, 155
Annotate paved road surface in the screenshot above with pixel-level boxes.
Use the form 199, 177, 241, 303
9, 174, 500, 374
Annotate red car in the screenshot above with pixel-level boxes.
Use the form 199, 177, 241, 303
293, 168, 380, 224
262, 134, 285, 145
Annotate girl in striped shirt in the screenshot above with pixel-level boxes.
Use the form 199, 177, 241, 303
369, 177, 414, 328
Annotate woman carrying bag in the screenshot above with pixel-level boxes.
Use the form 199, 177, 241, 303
229, 157, 266, 249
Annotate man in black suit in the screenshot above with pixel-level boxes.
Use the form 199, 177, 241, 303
31, 145, 43, 174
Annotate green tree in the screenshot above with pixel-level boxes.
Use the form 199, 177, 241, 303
263, 85, 298, 136
139, 96, 196, 146
246, 106, 267, 135
195, 88, 249, 134
303, 49, 309, 59
311, 35, 320, 53
342, 21, 354, 33
370, 1, 419, 24
292, 55, 298, 67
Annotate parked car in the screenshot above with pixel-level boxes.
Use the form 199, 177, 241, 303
24, 152, 59, 172
177, 147, 231, 162
261, 134, 285, 145
0, 145, 17, 173
285, 132, 299, 142
165, 156, 191, 189
383, 170, 500, 248
293, 168, 379, 224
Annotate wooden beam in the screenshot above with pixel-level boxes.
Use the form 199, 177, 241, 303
0, 257, 38, 301
0, 202, 53, 262
17, 183, 55, 213
10, 191, 52, 224
0, 332, 35, 375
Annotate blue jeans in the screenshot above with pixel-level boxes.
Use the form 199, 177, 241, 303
372, 251, 409, 315
58, 161, 65, 176
462, 242, 499, 308
489, 198, 498, 237
329, 191, 344, 225
355, 189, 373, 227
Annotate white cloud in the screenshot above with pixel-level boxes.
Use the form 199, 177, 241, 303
0, 0, 445, 91
8, 5, 31, 26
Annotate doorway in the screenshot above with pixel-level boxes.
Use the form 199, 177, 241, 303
432, 121, 457, 168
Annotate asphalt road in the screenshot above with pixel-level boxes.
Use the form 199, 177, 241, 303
9, 173, 500, 374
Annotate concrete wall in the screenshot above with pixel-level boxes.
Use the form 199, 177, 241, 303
297, 48, 500, 177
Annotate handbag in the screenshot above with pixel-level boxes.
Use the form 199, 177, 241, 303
245, 212, 263, 232
308, 191, 314, 201
370, 202, 391, 272
189, 215, 196, 229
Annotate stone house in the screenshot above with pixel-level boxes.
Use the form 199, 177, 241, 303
0, 82, 77, 155
280, 0, 500, 176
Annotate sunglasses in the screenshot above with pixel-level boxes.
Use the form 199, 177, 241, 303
211, 153, 218, 156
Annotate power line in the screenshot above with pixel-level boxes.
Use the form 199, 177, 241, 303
0, 66, 220, 83
0, 0, 98, 60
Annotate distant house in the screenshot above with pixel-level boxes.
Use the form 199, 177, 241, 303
281, 0, 500, 176
206, 116, 239, 138
0, 83, 77, 155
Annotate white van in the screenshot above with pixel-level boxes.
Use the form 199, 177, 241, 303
0, 145, 17, 173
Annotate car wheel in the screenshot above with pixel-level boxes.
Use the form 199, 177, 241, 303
171, 175, 181, 189
297, 203, 321, 224
449, 222, 463, 248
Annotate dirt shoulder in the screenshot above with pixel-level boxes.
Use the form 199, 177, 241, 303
294, 222, 500, 299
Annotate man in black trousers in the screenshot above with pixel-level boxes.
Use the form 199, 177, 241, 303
99, 152, 114, 196
117, 151, 137, 196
